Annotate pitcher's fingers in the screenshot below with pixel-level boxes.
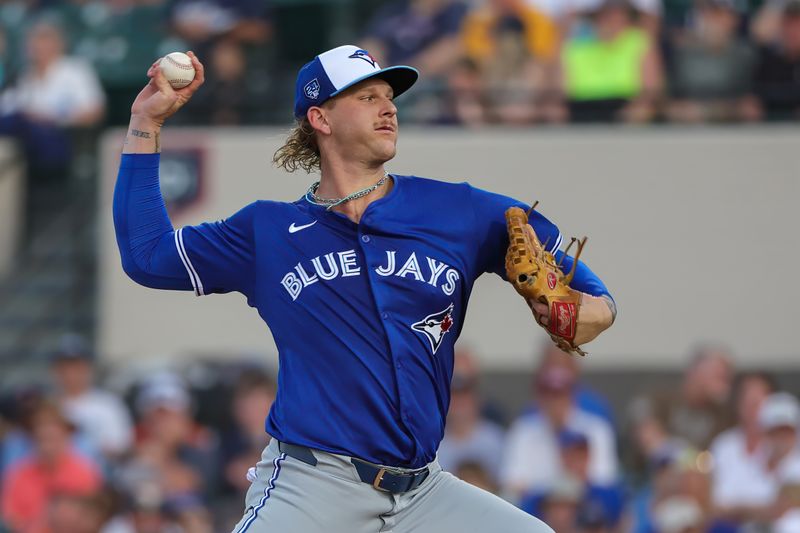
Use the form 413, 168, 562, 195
183, 51, 205, 91
190, 51, 205, 83
529, 300, 549, 325
147, 58, 163, 77
151, 68, 175, 96
530, 300, 548, 314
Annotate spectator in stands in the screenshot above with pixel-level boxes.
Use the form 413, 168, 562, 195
627, 443, 693, 533
644, 345, 735, 451
625, 412, 697, 533
751, 0, 788, 45
169, 0, 271, 47
626, 396, 690, 478
561, 0, 663, 122
219, 369, 274, 497
0, 387, 100, 481
110, 478, 214, 533
710, 371, 777, 525
359, 0, 467, 123
361, 0, 467, 78
520, 429, 625, 527
50, 333, 133, 460
453, 0, 563, 124
501, 352, 618, 502
758, 392, 800, 490
749, 0, 800, 120
0, 19, 105, 182
183, 38, 267, 125
442, 57, 487, 126
635, 443, 738, 533
576, 499, 616, 533
139, 374, 218, 486
115, 373, 217, 523
0, 401, 102, 533
537, 475, 583, 533
772, 478, 800, 533
537, 344, 616, 428
652, 495, 707, 533
44, 492, 112, 533
437, 349, 506, 482
453, 460, 499, 493
65, 0, 171, 126
666, 0, 757, 122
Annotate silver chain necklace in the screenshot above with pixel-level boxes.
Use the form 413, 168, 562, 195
305, 172, 389, 210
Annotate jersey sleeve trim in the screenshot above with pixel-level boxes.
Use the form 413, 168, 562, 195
549, 233, 563, 254
174, 228, 204, 297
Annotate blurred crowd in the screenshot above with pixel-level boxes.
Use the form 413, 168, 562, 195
0, 0, 797, 206
0, 335, 278, 533
0, 0, 796, 136
2, 336, 800, 533
363, 0, 800, 124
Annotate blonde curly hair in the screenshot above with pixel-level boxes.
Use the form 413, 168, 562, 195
273, 118, 321, 174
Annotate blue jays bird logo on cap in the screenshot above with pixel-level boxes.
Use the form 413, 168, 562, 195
412, 303, 455, 355
304, 78, 321, 100
349, 49, 377, 68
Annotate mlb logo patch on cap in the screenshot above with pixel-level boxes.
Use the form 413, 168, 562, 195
294, 45, 419, 118
304, 78, 321, 100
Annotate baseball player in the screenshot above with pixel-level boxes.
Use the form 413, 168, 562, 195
114, 46, 616, 532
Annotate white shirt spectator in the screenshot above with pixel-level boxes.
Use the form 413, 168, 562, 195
500, 408, 618, 494
437, 419, 506, 479
710, 428, 774, 508
62, 388, 133, 456
775, 508, 800, 533
5, 57, 105, 126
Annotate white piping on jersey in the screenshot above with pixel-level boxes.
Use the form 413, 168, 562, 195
175, 228, 205, 297
551, 233, 563, 254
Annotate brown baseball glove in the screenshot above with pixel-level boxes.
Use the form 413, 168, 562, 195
505, 204, 588, 356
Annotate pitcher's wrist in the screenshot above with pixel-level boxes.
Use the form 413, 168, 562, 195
123, 116, 163, 154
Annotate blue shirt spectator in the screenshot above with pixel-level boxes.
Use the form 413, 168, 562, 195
361, 0, 468, 77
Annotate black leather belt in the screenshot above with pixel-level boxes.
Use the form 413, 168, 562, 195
278, 442, 430, 494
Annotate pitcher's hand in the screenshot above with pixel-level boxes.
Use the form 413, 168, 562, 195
130, 51, 205, 127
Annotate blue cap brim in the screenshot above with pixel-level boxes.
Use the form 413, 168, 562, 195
329, 65, 419, 100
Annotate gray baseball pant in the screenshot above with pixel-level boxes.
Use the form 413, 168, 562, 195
230, 439, 554, 533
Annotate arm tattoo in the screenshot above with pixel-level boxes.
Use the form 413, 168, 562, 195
124, 128, 160, 152
601, 295, 617, 324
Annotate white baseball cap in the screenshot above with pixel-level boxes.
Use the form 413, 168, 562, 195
653, 496, 704, 532
293, 45, 418, 118
759, 392, 800, 430
136, 373, 191, 414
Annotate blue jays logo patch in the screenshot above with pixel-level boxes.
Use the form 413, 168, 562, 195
412, 303, 455, 355
349, 49, 377, 68
304, 78, 321, 100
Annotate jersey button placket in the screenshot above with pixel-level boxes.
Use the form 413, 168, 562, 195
358, 227, 411, 434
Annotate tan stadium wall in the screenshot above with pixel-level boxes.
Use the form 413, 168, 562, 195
98, 126, 800, 370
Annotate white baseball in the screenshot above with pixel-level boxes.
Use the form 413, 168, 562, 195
159, 52, 196, 89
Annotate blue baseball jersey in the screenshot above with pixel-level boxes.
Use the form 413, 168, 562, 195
114, 153, 610, 468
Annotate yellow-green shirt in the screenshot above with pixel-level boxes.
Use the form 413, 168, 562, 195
563, 28, 650, 101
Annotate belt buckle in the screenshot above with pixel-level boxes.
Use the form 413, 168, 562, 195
372, 467, 388, 491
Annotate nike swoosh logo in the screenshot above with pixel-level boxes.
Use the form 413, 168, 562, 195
288, 221, 317, 234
